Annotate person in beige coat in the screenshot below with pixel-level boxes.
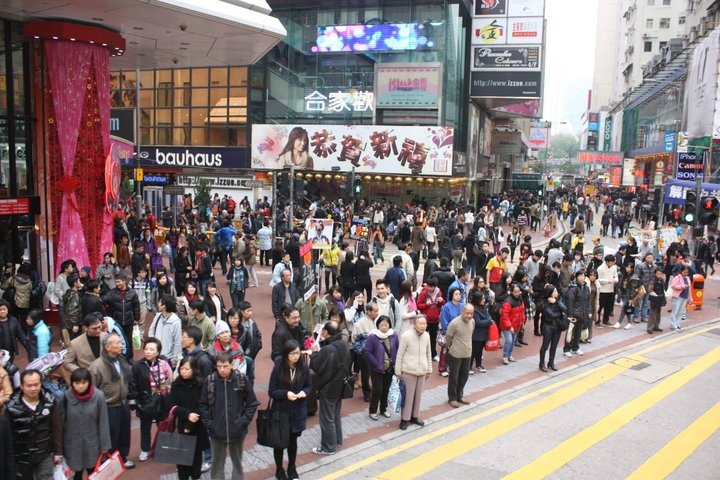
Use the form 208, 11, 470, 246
395, 315, 432, 430
444, 304, 475, 408
63, 314, 107, 373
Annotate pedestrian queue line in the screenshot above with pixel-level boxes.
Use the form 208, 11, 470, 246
316, 323, 719, 480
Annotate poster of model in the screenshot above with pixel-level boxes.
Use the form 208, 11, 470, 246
305, 218, 335, 250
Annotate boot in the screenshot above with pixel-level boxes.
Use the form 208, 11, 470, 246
276, 467, 289, 480
516, 327, 529, 346
539, 361, 548, 372
548, 354, 557, 371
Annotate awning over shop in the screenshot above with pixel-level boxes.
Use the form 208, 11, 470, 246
663, 178, 720, 204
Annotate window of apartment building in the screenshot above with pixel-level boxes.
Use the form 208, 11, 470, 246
646, 18, 653, 28
647, 0, 655, 5
678, 16, 686, 24
662, 0, 671, 5
659, 18, 670, 28
644, 41, 653, 52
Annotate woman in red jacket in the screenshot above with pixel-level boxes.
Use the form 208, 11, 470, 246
417, 277, 445, 361
499, 284, 525, 365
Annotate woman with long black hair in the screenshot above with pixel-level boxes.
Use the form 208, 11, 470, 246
268, 339, 313, 480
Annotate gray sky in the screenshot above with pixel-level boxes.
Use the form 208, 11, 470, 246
543, 0, 599, 134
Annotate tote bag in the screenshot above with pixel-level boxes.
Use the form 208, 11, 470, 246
153, 431, 197, 465
256, 399, 291, 449
484, 323, 500, 351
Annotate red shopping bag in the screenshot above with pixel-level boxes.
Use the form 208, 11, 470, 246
88, 451, 125, 480
485, 323, 500, 351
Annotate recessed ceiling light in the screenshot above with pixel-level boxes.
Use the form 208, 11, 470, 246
179, 47, 188, 50
133, 26, 143, 31
180, 42, 189, 45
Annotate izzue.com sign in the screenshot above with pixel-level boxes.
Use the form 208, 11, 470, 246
470, 71, 542, 98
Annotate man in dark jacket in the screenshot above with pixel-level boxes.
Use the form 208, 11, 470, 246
102, 272, 141, 361
310, 321, 351, 455
0, 299, 32, 363
564, 271, 590, 357
62, 273, 83, 340
271, 305, 305, 361
0, 415, 16, 480
181, 325, 215, 377
430, 257, 456, 299
271, 269, 301, 324
199, 350, 259, 480
383, 256, 407, 299
5, 369, 63, 479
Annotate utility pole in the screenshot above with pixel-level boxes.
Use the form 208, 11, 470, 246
134, 67, 142, 218
288, 165, 295, 233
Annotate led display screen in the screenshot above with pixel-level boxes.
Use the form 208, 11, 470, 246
312, 23, 437, 53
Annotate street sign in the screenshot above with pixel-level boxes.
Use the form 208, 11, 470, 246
239, 179, 263, 188
163, 185, 185, 195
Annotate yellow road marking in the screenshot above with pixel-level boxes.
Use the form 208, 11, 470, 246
372, 362, 632, 480
503, 346, 720, 480
316, 322, 718, 480
626, 401, 720, 480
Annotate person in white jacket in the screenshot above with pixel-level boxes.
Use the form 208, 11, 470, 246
596, 255, 619, 326
147, 294, 182, 368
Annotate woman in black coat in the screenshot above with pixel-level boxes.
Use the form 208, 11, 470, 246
354, 250, 374, 300
268, 339, 313, 480
539, 285, 567, 373
470, 291, 494, 373
338, 252, 356, 302
166, 356, 210, 480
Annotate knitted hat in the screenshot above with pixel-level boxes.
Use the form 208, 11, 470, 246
215, 320, 231, 335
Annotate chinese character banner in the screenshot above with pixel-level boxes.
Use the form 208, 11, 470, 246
251, 124, 454, 176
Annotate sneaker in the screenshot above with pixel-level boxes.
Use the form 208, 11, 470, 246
508, 356, 516, 362
469, 369, 475, 375
381, 411, 391, 418
440, 371, 449, 377
138, 451, 149, 462
478, 366, 487, 373
124, 461, 136, 469
564, 351, 572, 358
201, 462, 211, 473
312, 448, 336, 456
433, 355, 439, 362
575, 349, 584, 356
612, 322, 621, 329
503, 357, 509, 365
369, 413, 379, 420
595, 322, 604, 329
624, 323, 632, 330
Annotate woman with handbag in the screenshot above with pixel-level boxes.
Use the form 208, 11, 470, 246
363, 315, 399, 420
166, 356, 210, 480
268, 339, 313, 480
62, 367, 112, 480
132, 337, 172, 461
538, 286, 567, 372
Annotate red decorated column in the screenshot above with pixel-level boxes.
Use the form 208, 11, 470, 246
26, 21, 125, 273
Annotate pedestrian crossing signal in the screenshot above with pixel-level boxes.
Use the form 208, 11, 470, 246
699, 197, 719, 225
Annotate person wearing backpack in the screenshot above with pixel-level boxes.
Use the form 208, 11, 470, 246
198, 350, 259, 480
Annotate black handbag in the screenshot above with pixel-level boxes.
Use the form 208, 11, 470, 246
342, 373, 356, 400
137, 393, 163, 420
256, 399, 290, 449
153, 431, 197, 465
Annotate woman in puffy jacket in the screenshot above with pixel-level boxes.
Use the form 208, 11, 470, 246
499, 283, 525, 365
538, 285, 567, 372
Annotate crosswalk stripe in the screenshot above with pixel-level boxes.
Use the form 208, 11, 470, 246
503, 346, 720, 480
372, 361, 633, 480
317, 325, 718, 480
625, 401, 720, 480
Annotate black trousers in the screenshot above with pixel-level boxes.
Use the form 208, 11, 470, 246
598, 292, 615, 323
447, 354, 471, 402
427, 322, 439, 359
369, 369, 393, 414
539, 325, 562, 366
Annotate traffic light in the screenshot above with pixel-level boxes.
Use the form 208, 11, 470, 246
293, 178, 307, 202
276, 171, 290, 199
353, 177, 362, 197
699, 197, 719, 225
683, 190, 696, 224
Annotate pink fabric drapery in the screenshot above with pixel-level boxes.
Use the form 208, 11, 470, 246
45, 41, 93, 271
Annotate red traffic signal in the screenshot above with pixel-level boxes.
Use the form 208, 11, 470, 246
699, 197, 719, 225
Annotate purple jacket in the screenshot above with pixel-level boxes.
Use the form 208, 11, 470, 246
363, 332, 399, 374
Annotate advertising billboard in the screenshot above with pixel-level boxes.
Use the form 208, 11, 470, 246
251, 124, 454, 176
375, 63, 442, 108
475, 0, 507, 16
576, 151, 623, 164
683, 29, 720, 138
472, 17, 543, 45
471, 45, 541, 70
312, 23, 440, 53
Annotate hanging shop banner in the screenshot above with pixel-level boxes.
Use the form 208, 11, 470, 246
663, 178, 720, 204
676, 152, 705, 179
470, 71, 542, 98
251, 124, 454, 176
576, 151, 623, 164
683, 29, 720, 138
471, 45, 541, 70
472, 17, 543, 45
603, 115, 614, 151
375, 63, 442, 108
305, 218, 335, 250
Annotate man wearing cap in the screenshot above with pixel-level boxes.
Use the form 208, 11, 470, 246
596, 255, 619, 326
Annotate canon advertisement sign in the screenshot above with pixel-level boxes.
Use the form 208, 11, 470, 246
119, 146, 246, 169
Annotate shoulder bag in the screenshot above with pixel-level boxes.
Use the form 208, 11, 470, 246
256, 398, 291, 449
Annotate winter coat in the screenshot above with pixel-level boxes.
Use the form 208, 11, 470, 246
80, 292, 106, 318
102, 287, 141, 327
430, 266, 455, 299
237, 319, 262, 358
166, 377, 210, 451
395, 328, 432, 377
417, 287, 445, 324
500, 295, 525, 331
0, 416, 16, 479
566, 281, 591, 321
542, 300, 567, 330
188, 313, 216, 350
2, 273, 32, 309
148, 312, 183, 365
62, 388, 112, 471
363, 330, 399, 374
271, 321, 305, 361
5, 388, 63, 465
268, 358, 313, 434
198, 371, 259, 442
310, 333, 351, 399
472, 306, 494, 342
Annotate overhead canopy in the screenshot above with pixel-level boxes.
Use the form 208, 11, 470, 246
3, 0, 287, 68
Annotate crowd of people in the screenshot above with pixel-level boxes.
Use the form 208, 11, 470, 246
0, 184, 718, 480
